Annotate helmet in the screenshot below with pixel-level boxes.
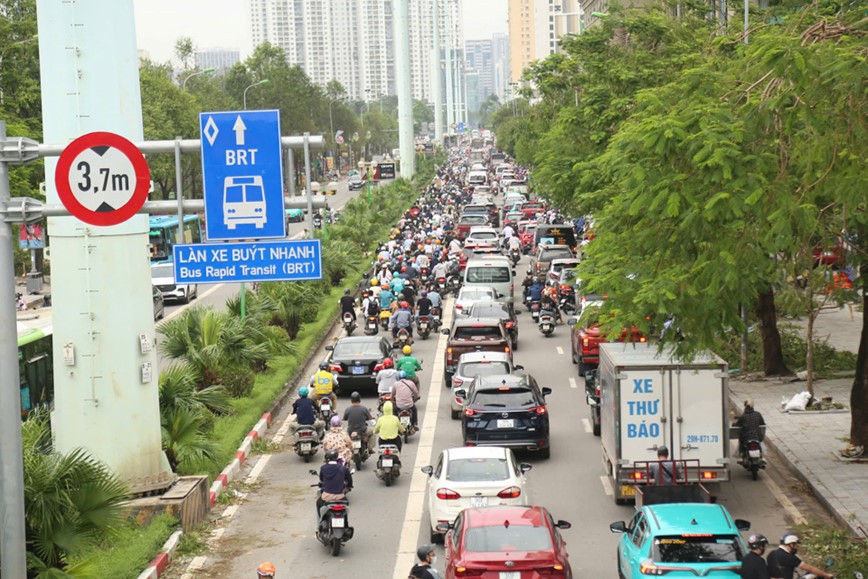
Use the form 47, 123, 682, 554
400, 301, 410, 309
257, 562, 276, 577
747, 534, 769, 550
324, 449, 339, 462
417, 544, 436, 562
350, 391, 361, 402
420, 290, 428, 297
657, 446, 669, 458
330, 415, 342, 427
344, 288, 351, 295
532, 277, 540, 284
402, 345, 412, 355
397, 371, 407, 379
381, 282, 389, 289
382, 358, 393, 368
781, 532, 800, 545
401, 266, 408, 272
371, 279, 379, 286
298, 386, 309, 397
319, 361, 329, 370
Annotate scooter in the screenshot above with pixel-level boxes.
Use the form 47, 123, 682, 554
364, 314, 379, 335
393, 327, 412, 351
398, 408, 416, 443
350, 431, 370, 471
294, 426, 320, 462
375, 443, 402, 487
436, 276, 448, 293
742, 439, 765, 481
529, 299, 542, 322
377, 393, 393, 416
416, 315, 432, 340
342, 312, 356, 336
379, 308, 392, 331
313, 213, 323, 230
538, 308, 555, 336
310, 471, 354, 556
509, 248, 521, 267
319, 397, 335, 424
446, 273, 461, 295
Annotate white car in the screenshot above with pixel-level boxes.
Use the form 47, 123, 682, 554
151, 263, 198, 304
465, 226, 500, 247
422, 446, 532, 543
452, 286, 497, 318
450, 351, 523, 419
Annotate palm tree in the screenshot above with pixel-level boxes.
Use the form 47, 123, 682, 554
257, 282, 325, 340
159, 363, 231, 416
322, 239, 361, 285
161, 406, 218, 472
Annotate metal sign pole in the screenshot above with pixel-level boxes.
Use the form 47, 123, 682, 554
174, 136, 185, 245
287, 148, 296, 197
303, 133, 314, 238
0, 121, 28, 578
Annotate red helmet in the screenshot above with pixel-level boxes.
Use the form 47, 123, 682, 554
383, 358, 393, 368
400, 301, 410, 309
401, 266, 407, 272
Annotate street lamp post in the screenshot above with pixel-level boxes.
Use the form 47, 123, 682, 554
181, 67, 215, 90
328, 98, 339, 171
243, 79, 269, 110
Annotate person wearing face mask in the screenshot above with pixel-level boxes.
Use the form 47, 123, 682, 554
409, 544, 441, 579
741, 534, 770, 579
766, 532, 834, 579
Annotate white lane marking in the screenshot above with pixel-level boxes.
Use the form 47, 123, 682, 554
392, 300, 453, 579
582, 419, 592, 434
556, 346, 564, 355
180, 556, 208, 579
600, 475, 614, 496
762, 466, 807, 525
222, 504, 240, 519
569, 377, 578, 389
246, 454, 271, 485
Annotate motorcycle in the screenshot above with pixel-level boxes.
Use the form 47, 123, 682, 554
509, 248, 521, 267
446, 273, 461, 294
377, 393, 393, 416
364, 314, 379, 335
310, 470, 354, 556
416, 315, 432, 340
420, 266, 430, 286
350, 431, 370, 471
538, 309, 555, 337
742, 439, 765, 480
393, 327, 412, 351
319, 397, 335, 424
375, 443, 402, 487
379, 308, 392, 330
313, 213, 323, 230
559, 291, 577, 315
294, 426, 320, 462
529, 299, 542, 322
398, 408, 415, 443
436, 276, 448, 293
342, 312, 356, 335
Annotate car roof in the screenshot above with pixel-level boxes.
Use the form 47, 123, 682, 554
335, 335, 384, 345
464, 505, 548, 527
468, 226, 498, 234
475, 374, 529, 388
550, 258, 581, 266
458, 286, 497, 296
644, 504, 737, 535
457, 351, 512, 364
453, 316, 504, 327
444, 446, 510, 461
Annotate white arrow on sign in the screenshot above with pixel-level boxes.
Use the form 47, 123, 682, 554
233, 116, 247, 146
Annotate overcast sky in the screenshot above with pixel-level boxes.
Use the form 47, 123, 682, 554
133, 0, 508, 65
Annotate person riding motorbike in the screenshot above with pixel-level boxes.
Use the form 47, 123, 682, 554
373, 400, 406, 451
316, 450, 353, 527
426, 289, 442, 320
310, 361, 338, 411
343, 392, 374, 452
376, 358, 400, 397
390, 301, 414, 339
396, 345, 423, 386
322, 414, 354, 466
767, 532, 834, 579
416, 291, 433, 319
741, 534, 770, 579
409, 544, 442, 579
648, 446, 676, 485
527, 277, 545, 302
735, 399, 766, 463
379, 283, 396, 311
400, 284, 416, 313
541, 284, 563, 324
339, 288, 356, 322
507, 234, 522, 252
431, 260, 448, 281
290, 386, 325, 438
392, 371, 420, 429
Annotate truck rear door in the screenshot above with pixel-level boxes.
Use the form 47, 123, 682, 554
619, 370, 667, 464
672, 369, 728, 476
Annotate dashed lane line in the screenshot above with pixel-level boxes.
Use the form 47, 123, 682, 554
600, 475, 614, 496
556, 346, 564, 355
582, 419, 592, 434
569, 377, 578, 389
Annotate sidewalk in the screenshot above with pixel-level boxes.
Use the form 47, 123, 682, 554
15, 276, 51, 310
730, 306, 866, 537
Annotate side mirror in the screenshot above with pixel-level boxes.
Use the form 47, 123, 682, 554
325, 345, 335, 351
454, 389, 466, 399
440, 328, 451, 335
309, 469, 318, 476
514, 364, 524, 371
436, 522, 453, 533
609, 521, 627, 534
542, 387, 552, 396
520, 463, 532, 473
421, 466, 433, 476
567, 317, 578, 326
556, 520, 572, 530
734, 519, 751, 532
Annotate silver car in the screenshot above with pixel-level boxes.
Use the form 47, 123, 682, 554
452, 286, 498, 319
449, 351, 523, 419
151, 263, 198, 304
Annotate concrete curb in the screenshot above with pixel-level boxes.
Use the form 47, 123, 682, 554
136, 530, 183, 579
209, 413, 272, 507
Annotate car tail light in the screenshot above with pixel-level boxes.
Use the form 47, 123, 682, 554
530, 406, 546, 415
436, 488, 461, 500
497, 486, 522, 499
640, 336, 647, 343
535, 565, 567, 575
701, 471, 717, 480
509, 283, 514, 292
329, 364, 342, 373
455, 567, 485, 577
446, 347, 454, 363
582, 338, 590, 348
629, 471, 646, 481
453, 377, 464, 388
464, 408, 476, 417
595, 384, 601, 397
455, 303, 463, 310
504, 346, 511, 354
640, 560, 670, 575
505, 321, 515, 329
330, 503, 346, 511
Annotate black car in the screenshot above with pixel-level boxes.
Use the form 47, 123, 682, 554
325, 336, 393, 394
460, 374, 552, 458
467, 301, 518, 350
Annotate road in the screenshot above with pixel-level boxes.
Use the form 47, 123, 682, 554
171, 247, 833, 579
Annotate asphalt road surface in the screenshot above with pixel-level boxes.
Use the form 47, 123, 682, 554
167, 246, 832, 579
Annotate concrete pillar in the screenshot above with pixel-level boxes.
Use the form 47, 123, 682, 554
394, 0, 415, 177
432, 0, 444, 145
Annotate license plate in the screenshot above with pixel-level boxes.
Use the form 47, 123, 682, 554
420, 322, 428, 329
749, 449, 761, 458
331, 517, 345, 528
351, 366, 366, 375
620, 484, 636, 496
382, 458, 393, 468
499, 573, 520, 579
471, 497, 488, 507
497, 419, 514, 428
400, 416, 411, 426
352, 440, 362, 449
301, 442, 311, 452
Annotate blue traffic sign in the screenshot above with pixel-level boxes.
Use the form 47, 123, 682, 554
173, 240, 322, 284
200, 110, 286, 241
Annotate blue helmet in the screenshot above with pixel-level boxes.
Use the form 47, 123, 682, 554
298, 386, 309, 397
397, 371, 407, 379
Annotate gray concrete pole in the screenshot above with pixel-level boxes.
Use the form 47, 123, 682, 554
444, 2, 455, 130
394, 0, 415, 177
432, 0, 444, 145
174, 136, 184, 244
287, 148, 297, 197
0, 121, 28, 578
303, 133, 314, 237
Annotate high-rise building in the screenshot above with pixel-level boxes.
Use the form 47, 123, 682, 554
195, 49, 240, 73
508, 0, 583, 83
491, 32, 511, 101
465, 39, 493, 101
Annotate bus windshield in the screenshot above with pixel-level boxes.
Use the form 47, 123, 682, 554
149, 215, 203, 263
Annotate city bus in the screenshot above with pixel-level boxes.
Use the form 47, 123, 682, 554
17, 316, 54, 417
149, 214, 203, 263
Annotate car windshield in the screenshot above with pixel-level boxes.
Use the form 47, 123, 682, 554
540, 249, 573, 261
461, 216, 487, 224
446, 457, 510, 482
652, 535, 743, 564
460, 361, 511, 378
464, 524, 553, 552
333, 341, 382, 358
453, 326, 503, 341
470, 232, 497, 240
460, 289, 496, 301
472, 387, 535, 407
151, 265, 174, 279
470, 304, 509, 319
466, 267, 510, 284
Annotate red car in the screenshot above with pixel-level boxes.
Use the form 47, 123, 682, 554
441, 506, 573, 578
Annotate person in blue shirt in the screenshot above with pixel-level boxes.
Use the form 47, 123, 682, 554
291, 386, 324, 438
379, 285, 396, 310
527, 277, 545, 302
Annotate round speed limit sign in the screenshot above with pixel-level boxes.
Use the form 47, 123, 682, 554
55, 131, 151, 226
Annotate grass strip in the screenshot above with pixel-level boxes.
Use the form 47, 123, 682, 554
84, 514, 178, 579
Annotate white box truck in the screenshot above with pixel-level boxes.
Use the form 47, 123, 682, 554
599, 342, 730, 504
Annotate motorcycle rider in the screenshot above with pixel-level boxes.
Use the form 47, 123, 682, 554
290, 386, 325, 438
396, 345, 423, 385
527, 276, 545, 303
392, 371, 420, 429
339, 288, 356, 323
373, 400, 406, 451
416, 290, 433, 321
409, 544, 442, 579
767, 532, 834, 579
735, 399, 766, 464
257, 562, 277, 578
376, 358, 400, 398
541, 284, 563, 324
427, 288, 443, 321
322, 415, 354, 467
316, 449, 353, 528
379, 282, 396, 312
741, 534, 770, 579
431, 259, 448, 282
343, 392, 374, 452
310, 361, 338, 411
390, 301, 414, 339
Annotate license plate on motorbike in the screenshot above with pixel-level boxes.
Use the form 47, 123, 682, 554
497, 419, 514, 428
471, 497, 488, 507
351, 366, 366, 375
382, 458, 394, 468
420, 322, 428, 329
301, 442, 311, 452
352, 440, 362, 449
748, 449, 761, 458
400, 416, 411, 426
331, 517, 345, 528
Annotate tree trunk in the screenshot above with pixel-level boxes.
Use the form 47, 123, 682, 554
755, 288, 793, 376
805, 311, 815, 397
849, 261, 868, 450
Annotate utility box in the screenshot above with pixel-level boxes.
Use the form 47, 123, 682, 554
26, 271, 44, 294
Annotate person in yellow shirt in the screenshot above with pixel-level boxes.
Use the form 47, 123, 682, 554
373, 401, 405, 451
310, 361, 338, 410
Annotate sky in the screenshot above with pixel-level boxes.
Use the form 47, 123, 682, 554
133, 0, 508, 66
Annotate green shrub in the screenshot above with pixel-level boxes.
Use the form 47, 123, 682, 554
85, 515, 178, 579
220, 364, 256, 398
